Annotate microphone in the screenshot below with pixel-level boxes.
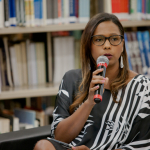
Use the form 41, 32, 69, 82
94, 56, 109, 103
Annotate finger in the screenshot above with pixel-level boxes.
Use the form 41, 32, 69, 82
92, 68, 103, 76
92, 75, 105, 80
104, 77, 109, 87
89, 85, 99, 93
72, 145, 90, 150
90, 79, 106, 88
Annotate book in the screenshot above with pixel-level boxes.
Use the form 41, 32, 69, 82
26, 40, 38, 86
78, 0, 90, 23
0, 0, 4, 28
9, 46, 20, 87
25, 0, 31, 27
4, 0, 10, 27
104, 0, 112, 13
0, 111, 19, 132
35, 42, 46, 85
0, 48, 6, 88
15, 0, 21, 26
0, 117, 10, 133
29, 0, 35, 27
137, 0, 142, 20
137, 31, 148, 75
14, 108, 36, 127
58, 0, 62, 24
47, 32, 53, 83
126, 32, 137, 72
9, 0, 17, 26
63, 0, 69, 24
34, 0, 40, 26
3, 37, 13, 87
20, 42, 28, 86
46, 0, 53, 25
14, 43, 23, 86
69, 0, 76, 23
142, 31, 150, 76
20, 0, 26, 26
53, 0, 59, 24
130, 32, 143, 74
41, 0, 47, 26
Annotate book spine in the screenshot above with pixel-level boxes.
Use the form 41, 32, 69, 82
63, 0, 69, 24
104, 0, 112, 13
130, 0, 137, 20
53, 0, 59, 24
20, 0, 26, 26
46, 0, 53, 25
4, 0, 10, 27
34, 0, 40, 26
75, 0, 79, 22
41, 0, 47, 26
25, 0, 31, 27
11, 0, 17, 26
29, 0, 35, 26
79, 0, 90, 23
58, 0, 62, 24
69, 0, 76, 23
137, 0, 142, 20
137, 31, 148, 74
124, 33, 133, 70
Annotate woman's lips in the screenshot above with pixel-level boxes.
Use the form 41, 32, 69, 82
104, 54, 113, 59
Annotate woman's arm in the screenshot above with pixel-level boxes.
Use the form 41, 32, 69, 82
54, 69, 108, 143
55, 100, 94, 143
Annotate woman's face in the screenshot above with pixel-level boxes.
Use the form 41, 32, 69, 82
91, 21, 124, 67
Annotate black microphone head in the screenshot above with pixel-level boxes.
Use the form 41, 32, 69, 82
97, 55, 109, 66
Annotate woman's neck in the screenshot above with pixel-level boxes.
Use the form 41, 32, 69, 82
105, 64, 120, 89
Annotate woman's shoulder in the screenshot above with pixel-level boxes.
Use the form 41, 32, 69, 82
127, 70, 150, 86
63, 69, 82, 82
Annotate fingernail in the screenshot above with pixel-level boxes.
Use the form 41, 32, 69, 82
101, 80, 105, 83
103, 78, 106, 80
72, 147, 76, 149
96, 85, 99, 88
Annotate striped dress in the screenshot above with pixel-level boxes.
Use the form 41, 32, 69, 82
51, 69, 150, 150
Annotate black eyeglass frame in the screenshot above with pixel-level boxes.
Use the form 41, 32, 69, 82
91, 35, 124, 46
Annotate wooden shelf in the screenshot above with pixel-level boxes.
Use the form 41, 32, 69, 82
0, 85, 59, 100
0, 20, 150, 35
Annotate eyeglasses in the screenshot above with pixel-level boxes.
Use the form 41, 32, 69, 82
91, 35, 124, 46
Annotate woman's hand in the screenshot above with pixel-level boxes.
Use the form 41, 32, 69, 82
87, 68, 109, 105
72, 145, 90, 150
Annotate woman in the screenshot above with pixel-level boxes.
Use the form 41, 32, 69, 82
34, 13, 150, 150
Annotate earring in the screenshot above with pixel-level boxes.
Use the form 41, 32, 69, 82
120, 56, 124, 68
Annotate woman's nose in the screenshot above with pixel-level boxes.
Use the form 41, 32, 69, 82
103, 39, 111, 49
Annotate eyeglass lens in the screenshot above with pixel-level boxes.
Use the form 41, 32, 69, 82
92, 35, 122, 46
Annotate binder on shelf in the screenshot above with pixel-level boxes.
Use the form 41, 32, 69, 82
137, 31, 148, 75
124, 33, 132, 70
14, 108, 36, 127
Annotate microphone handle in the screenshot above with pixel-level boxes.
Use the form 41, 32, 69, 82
94, 65, 106, 103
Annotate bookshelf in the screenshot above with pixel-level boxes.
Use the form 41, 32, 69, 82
0, 20, 150, 100
1, 20, 150, 35
0, 85, 58, 100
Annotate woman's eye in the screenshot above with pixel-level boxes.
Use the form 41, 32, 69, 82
112, 38, 118, 41
95, 38, 103, 42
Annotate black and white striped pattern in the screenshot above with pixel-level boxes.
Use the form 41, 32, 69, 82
50, 69, 150, 150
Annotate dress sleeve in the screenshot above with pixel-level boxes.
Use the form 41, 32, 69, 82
50, 70, 80, 138
120, 81, 150, 150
